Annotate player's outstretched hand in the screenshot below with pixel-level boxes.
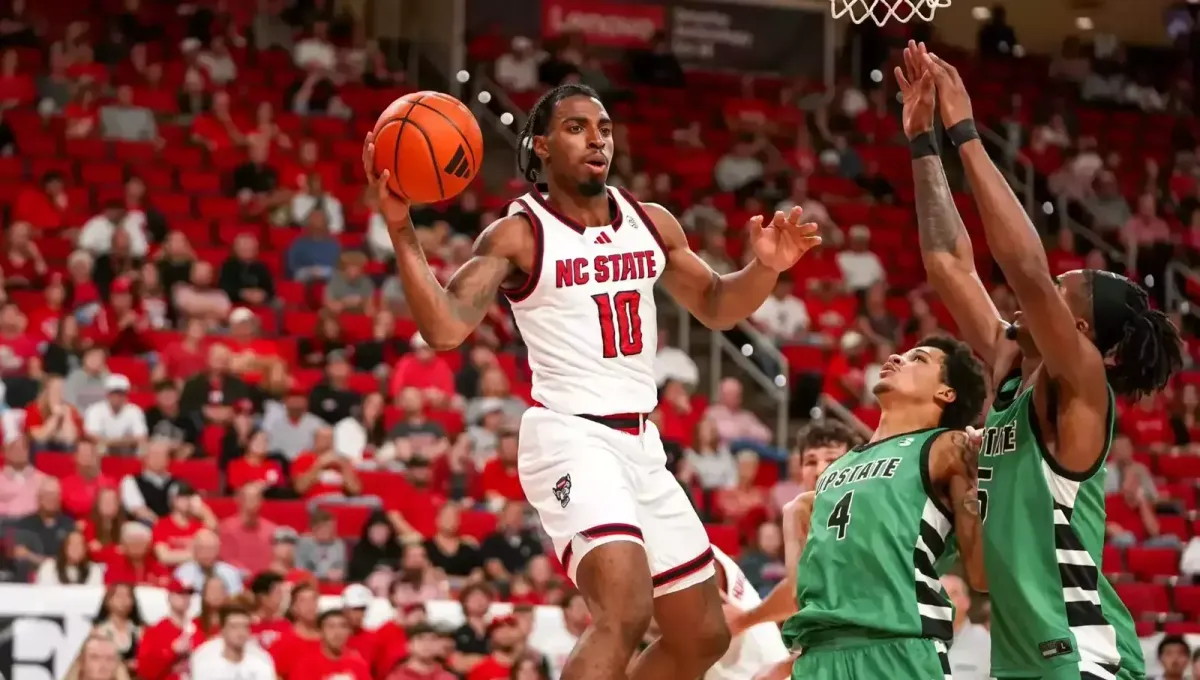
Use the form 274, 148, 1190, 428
719, 591, 749, 637
923, 53, 974, 129
362, 131, 411, 226
749, 206, 821, 273
894, 40, 935, 140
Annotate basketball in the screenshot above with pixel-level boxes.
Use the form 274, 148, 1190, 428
371, 91, 484, 205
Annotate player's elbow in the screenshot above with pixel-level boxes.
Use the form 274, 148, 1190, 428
698, 314, 738, 332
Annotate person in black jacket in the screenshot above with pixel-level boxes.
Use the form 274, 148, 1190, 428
218, 233, 275, 307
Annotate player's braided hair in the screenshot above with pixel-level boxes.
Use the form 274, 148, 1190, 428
917, 335, 988, 430
1087, 271, 1184, 399
794, 420, 863, 454
516, 83, 602, 184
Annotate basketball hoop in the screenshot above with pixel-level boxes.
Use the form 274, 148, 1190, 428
830, 0, 951, 25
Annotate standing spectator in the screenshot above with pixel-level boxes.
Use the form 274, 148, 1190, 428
291, 427, 364, 501
78, 201, 149, 258
0, 437, 45, 519
323, 251, 375, 314
835, 225, 884, 291
218, 485, 277, 576
219, 234, 275, 307
175, 529, 243, 594
93, 583, 145, 668
705, 378, 776, 458
152, 482, 211, 566
390, 334, 455, 405
426, 505, 483, 579
26, 375, 83, 451
84, 375, 147, 456
261, 387, 323, 460
942, 574, 990, 680
100, 84, 159, 142
144, 381, 200, 459
119, 439, 179, 522
295, 507, 348, 581
287, 211, 341, 282
60, 442, 114, 519
10, 477, 75, 578
36, 530, 102, 585
750, 276, 809, 343
480, 431, 524, 506
293, 610, 372, 680
494, 37, 540, 93
479, 501, 542, 579
385, 623, 456, 680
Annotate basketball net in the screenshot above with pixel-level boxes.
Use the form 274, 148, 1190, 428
830, 0, 951, 25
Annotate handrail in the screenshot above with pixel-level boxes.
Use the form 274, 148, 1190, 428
818, 395, 873, 440
467, 66, 523, 146
1167, 260, 1200, 317
707, 323, 791, 450
977, 123, 1036, 216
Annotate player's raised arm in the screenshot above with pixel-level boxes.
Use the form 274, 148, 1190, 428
924, 55, 1109, 414
930, 429, 988, 592
642, 203, 822, 330
364, 133, 530, 350
898, 42, 1007, 370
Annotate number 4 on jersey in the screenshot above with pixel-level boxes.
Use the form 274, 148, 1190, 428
827, 491, 854, 540
592, 291, 644, 358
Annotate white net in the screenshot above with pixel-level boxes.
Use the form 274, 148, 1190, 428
830, 0, 951, 25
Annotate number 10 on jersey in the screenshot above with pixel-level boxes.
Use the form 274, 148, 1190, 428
592, 291, 644, 358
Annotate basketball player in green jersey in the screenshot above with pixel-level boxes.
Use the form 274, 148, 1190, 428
899, 41, 1183, 679
734, 337, 988, 679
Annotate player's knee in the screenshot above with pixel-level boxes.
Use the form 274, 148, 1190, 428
576, 541, 655, 649
690, 607, 732, 663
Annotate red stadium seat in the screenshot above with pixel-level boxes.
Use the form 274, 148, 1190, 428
260, 500, 309, 530
170, 459, 220, 495
1173, 584, 1200, 619
100, 456, 142, 480
35, 452, 75, 478
705, 524, 740, 558
1114, 582, 1170, 617
459, 510, 498, 542
1125, 547, 1181, 580
317, 504, 373, 539
1158, 456, 1200, 480
106, 356, 150, 387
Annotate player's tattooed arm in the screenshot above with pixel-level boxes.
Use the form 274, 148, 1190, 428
387, 215, 529, 350
932, 429, 988, 592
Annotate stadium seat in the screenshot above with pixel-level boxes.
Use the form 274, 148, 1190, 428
170, 459, 220, 495
1125, 547, 1181, 580
260, 500, 309, 530
1114, 582, 1170, 617
100, 456, 142, 479
1158, 456, 1200, 480
35, 451, 75, 478
318, 503, 373, 539
106, 357, 151, 387
459, 510, 498, 542
1172, 584, 1200, 619
705, 524, 740, 557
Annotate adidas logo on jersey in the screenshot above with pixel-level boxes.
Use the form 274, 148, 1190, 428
594, 232, 612, 245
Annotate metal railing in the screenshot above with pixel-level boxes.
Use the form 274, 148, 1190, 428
467, 67, 523, 147
977, 123, 1036, 216
707, 323, 792, 450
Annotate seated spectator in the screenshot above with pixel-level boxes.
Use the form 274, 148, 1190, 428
347, 510, 403, 584
494, 36, 540, 93
189, 603, 278, 679
295, 507, 348, 581
153, 482, 214, 566
83, 487, 127, 564
0, 49, 34, 107
36, 530, 103, 585
466, 402, 505, 460
104, 520, 169, 586
1088, 171, 1132, 235
11, 476, 75, 579
100, 84, 159, 143
219, 233, 275, 307
64, 87, 100, 139
685, 420, 737, 491
156, 231, 198, 294
307, 351, 360, 425
857, 282, 900, 348
385, 622, 456, 680
0, 300, 40, 382
219, 485, 278, 578
713, 450, 767, 525
298, 310, 348, 369
654, 328, 699, 389
449, 587, 493, 671
87, 276, 153, 357
333, 393, 388, 462
713, 135, 765, 194
1106, 435, 1178, 548
696, 226, 736, 275
480, 501, 542, 580
465, 368, 527, 425
158, 318, 210, 382
388, 388, 450, 463
287, 211, 341, 282
941, 574, 991, 678
227, 428, 287, 494
179, 344, 250, 429
294, 21, 337, 71
292, 427, 364, 501
62, 345, 110, 410
223, 307, 285, 377
138, 263, 169, 329
262, 386, 323, 461
751, 275, 809, 344
285, 138, 336, 191
480, 431, 524, 507
1121, 393, 1173, 452
60, 442, 114, 519
173, 261, 233, 325
92, 582, 145, 666
289, 68, 349, 118
386, 543, 448, 613
26, 375, 83, 451
426, 504, 483, 581
252, 101, 294, 153
1156, 635, 1190, 680
2, 221, 47, 289
84, 374, 148, 456
198, 35, 238, 86
233, 136, 289, 217
192, 90, 246, 151
391, 334, 456, 407
705, 378, 778, 460
13, 171, 73, 231
144, 381, 200, 459
175, 528, 244, 594
291, 173, 345, 234
119, 438, 179, 522
836, 225, 884, 292
1045, 228, 1086, 278
324, 251, 374, 314
737, 522, 785, 596
41, 306, 84, 378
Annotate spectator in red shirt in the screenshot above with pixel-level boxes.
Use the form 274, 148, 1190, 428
0, 300, 41, 377
67, 250, 102, 318
0, 49, 34, 106
60, 441, 113, 519
137, 578, 200, 680
430, 435, 483, 506
223, 306, 284, 378
290, 609, 372, 680
713, 451, 768, 532
153, 482, 212, 566
384, 623, 455, 680
13, 171, 71, 231
227, 430, 287, 493
270, 583, 325, 679
391, 333, 456, 408
26, 375, 84, 452
195, 574, 230, 638
26, 273, 67, 341
64, 86, 100, 139
158, 318, 210, 382
1046, 228, 1086, 276
88, 276, 152, 356
104, 520, 170, 586
341, 584, 379, 666
191, 90, 246, 151
82, 487, 127, 563
292, 427, 363, 501
480, 430, 525, 505
1121, 393, 1174, 452
2, 221, 47, 289
248, 571, 291, 651
657, 379, 699, 448
823, 332, 870, 407
466, 616, 522, 680
218, 485, 278, 577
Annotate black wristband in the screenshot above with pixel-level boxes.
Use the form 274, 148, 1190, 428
946, 119, 981, 148
908, 131, 938, 159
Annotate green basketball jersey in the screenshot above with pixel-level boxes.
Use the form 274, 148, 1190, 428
782, 428, 956, 650
979, 377, 1144, 678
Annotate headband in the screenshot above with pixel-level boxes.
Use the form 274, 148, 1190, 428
1089, 270, 1144, 356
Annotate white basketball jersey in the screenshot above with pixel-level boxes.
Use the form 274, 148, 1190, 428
707, 546, 790, 680
505, 187, 667, 416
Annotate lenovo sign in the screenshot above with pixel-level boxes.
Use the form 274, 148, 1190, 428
542, 0, 666, 48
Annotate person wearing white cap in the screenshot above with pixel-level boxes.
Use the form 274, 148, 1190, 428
82, 374, 147, 455
340, 583, 378, 665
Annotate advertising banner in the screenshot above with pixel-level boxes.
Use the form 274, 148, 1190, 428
541, 0, 667, 48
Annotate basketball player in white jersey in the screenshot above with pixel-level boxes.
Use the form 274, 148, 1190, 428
363, 82, 821, 680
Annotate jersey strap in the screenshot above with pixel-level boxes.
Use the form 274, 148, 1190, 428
500, 198, 544, 303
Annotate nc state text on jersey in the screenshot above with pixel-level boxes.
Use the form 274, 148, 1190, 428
555, 251, 659, 288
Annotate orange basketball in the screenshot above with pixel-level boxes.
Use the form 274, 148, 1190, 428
371, 91, 484, 205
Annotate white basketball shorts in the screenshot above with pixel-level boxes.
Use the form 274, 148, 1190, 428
517, 406, 715, 598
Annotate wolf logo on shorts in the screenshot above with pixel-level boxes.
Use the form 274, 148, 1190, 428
553, 475, 572, 507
